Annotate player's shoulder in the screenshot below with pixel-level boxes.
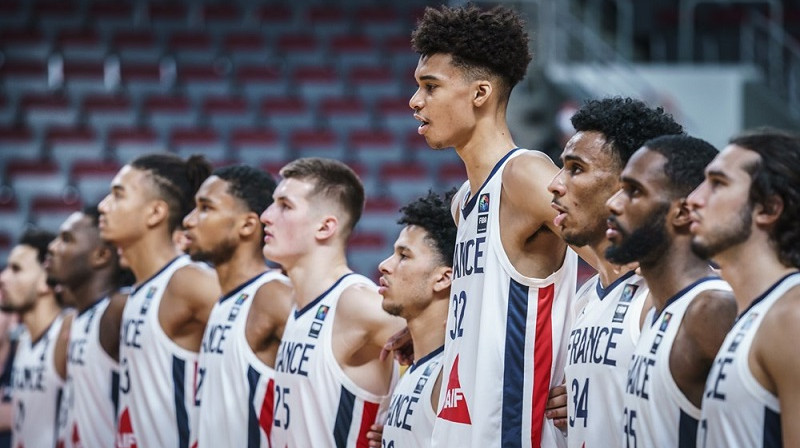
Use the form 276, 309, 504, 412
252, 273, 293, 313
169, 262, 218, 290
503, 149, 558, 181
761, 281, 800, 329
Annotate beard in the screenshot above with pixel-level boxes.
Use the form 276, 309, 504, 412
188, 237, 238, 267
690, 202, 753, 260
605, 203, 671, 266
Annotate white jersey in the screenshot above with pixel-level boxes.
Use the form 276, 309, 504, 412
58, 297, 119, 448
116, 255, 199, 448
270, 273, 397, 448
699, 272, 800, 448
12, 313, 65, 448
431, 149, 579, 448
564, 271, 648, 448
194, 270, 288, 448
622, 277, 730, 448
382, 345, 444, 448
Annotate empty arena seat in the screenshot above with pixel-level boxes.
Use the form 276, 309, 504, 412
144, 95, 195, 134
0, 29, 50, 60
69, 159, 121, 203
6, 159, 67, 205
170, 127, 226, 162
354, 6, 405, 40
180, 62, 232, 98
108, 126, 165, 163
84, 94, 136, 130
379, 161, 431, 204
262, 97, 315, 131
256, 5, 296, 37
329, 34, 379, 71
230, 128, 288, 166
237, 65, 287, 100
358, 195, 401, 234
437, 162, 468, 190
168, 31, 215, 64
0, 197, 25, 241
319, 97, 369, 136
113, 30, 161, 63
293, 65, 345, 100
0, 58, 49, 95
203, 96, 254, 130
348, 129, 405, 165
58, 29, 105, 59
0, 127, 41, 169
223, 32, 270, 65
349, 66, 400, 100
63, 58, 109, 97
22, 93, 76, 130
305, 5, 349, 38
277, 34, 325, 69
29, 194, 83, 232
347, 231, 389, 279
377, 97, 414, 131
46, 126, 103, 171
290, 128, 344, 159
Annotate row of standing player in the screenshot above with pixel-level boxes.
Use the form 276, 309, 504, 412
2, 3, 800, 448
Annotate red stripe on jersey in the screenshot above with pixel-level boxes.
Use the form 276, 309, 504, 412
260, 378, 275, 447
531, 284, 555, 446
356, 401, 380, 448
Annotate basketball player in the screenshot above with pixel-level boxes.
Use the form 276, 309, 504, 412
184, 165, 293, 447
409, 5, 577, 446
46, 207, 130, 447
369, 190, 455, 448
0, 229, 68, 447
605, 135, 737, 446
687, 128, 800, 446
261, 158, 405, 447
546, 97, 682, 446
98, 153, 220, 448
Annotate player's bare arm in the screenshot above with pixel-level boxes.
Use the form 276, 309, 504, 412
752, 286, 800, 447
245, 277, 293, 366
54, 311, 74, 381
671, 289, 737, 407
160, 264, 220, 351
99, 290, 128, 362
333, 283, 406, 396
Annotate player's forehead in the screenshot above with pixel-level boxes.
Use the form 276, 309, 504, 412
707, 144, 760, 180
414, 53, 461, 81
274, 177, 315, 201
563, 131, 612, 165
59, 211, 91, 234
7, 244, 39, 267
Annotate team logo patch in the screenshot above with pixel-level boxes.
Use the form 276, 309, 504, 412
478, 194, 490, 213
612, 303, 629, 324
620, 284, 638, 303
438, 355, 471, 424
477, 214, 488, 234
145, 286, 157, 299
235, 293, 249, 305
316, 305, 330, 321
116, 408, 137, 448
740, 313, 758, 331
728, 332, 745, 352
659, 312, 673, 332
228, 306, 241, 322
414, 377, 428, 394
649, 334, 663, 354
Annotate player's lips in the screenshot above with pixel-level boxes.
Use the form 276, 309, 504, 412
688, 211, 702, 233
414, 113, 429, 135
606, 217, 621, 240
551, 201, 567, 227
98, 215, 107, 229
377, 277, 389, 295
263, 229, 274, 243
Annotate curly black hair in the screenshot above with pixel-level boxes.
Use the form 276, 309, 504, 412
398, 189, 457, 267
730, 127, 800, 269
571, 97, 684, 169
411, 5, 532, 100
643, 135, 718, 198
213, 165, 277, 216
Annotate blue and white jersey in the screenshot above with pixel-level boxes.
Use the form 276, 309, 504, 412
564, 271, 648, 448
622, 277, 730, 448
58, 296, 119, 448
12, 314, 65, 448
116, 255, 200, 448
270, 273, 397, 448
193, 270, 289, 448
431, 149, 578, 448
382, 345, 444, 448
699, 272, 800, 448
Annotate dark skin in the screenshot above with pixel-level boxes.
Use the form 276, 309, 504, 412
606, 148, 737, 407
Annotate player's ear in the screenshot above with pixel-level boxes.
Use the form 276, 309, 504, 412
472, 80, 492, 108
432, 266, 452, 293
146, 199, 169, 228
672, 198, 693, 227
91, 244, 114, 270
754, 194, 784, 228
239, 212, 260, 239
315, 215, 338, 241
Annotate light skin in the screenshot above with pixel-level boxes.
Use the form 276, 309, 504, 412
260, 176, 405, 396
545, 131, 652, 427
182, 175, 292, 367
367, 224, 451, 446
98, 165, 220, 352
0, 243, 69, 429
687, 145, 800, 446
607, 148, 736, 407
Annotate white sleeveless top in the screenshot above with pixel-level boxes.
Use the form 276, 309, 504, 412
12, 313, 65, 448
270, 273, 397, 448
116, 255, 199, 448
431, 149, 578, 448
622, 277, 730, 447
58, 296, 119, 448
699, 272, 800, 448
564, 271, 648, 448
382, 345, 444, 448
194, 270, 289, 448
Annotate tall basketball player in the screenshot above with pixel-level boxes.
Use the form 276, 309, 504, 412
98, 153, 220, 448
46, 207, 130, 448
605, 135, 737, 446
547, 98, 682, 447
371, 190, 456, 448
0, 229, 68, 447
409, 5, 577, 447
184, 165, 293, 447
261, 158, 405, 447
688, 128, 800, 447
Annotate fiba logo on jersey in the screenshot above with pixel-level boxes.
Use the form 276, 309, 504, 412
478, 194, 490, 213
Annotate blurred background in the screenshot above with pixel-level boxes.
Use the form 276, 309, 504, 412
0, 0, 798, 279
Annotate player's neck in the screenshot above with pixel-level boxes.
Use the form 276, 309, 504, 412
716, 241, 798, 313
640, 243, 714, 314
21, 295, 61, 343
122, 232, 182, 284
284, 250, 351, 310
69, 273, 115, 313
214, 248, 267, 296
594, 239, 635, 288
407, 300, 447, 365
455, 124, 516, 193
